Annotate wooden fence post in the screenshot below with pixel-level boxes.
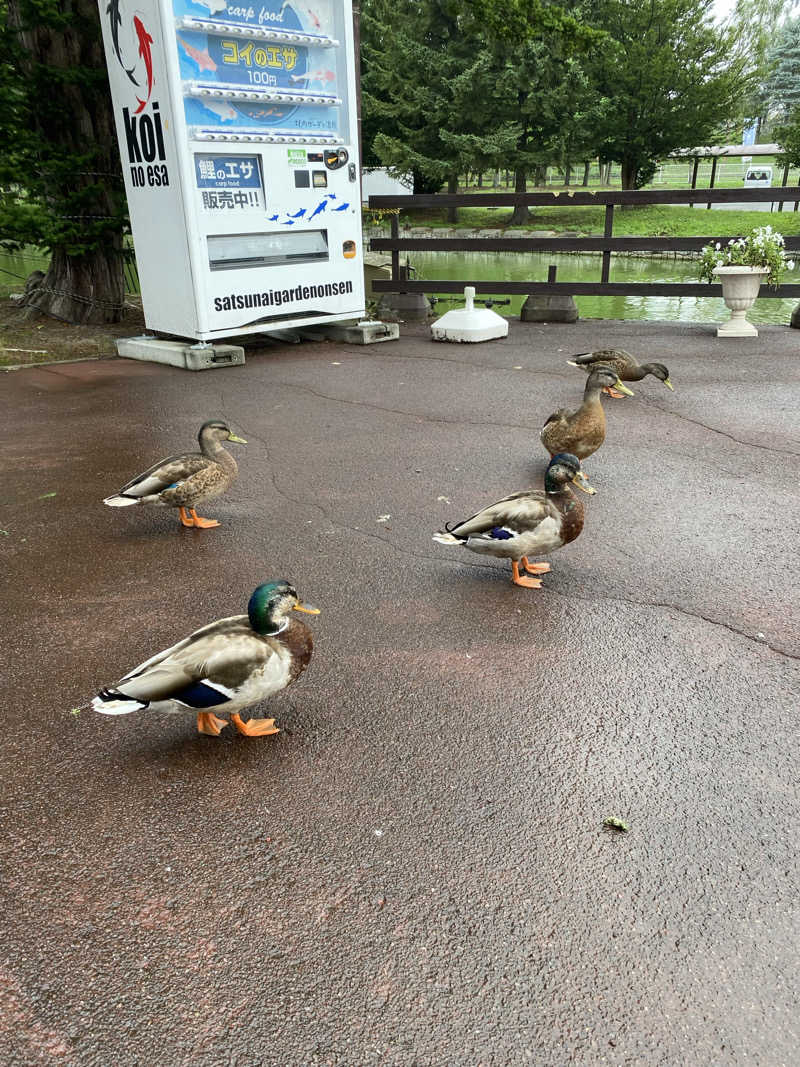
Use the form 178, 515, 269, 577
601, 205, 614, 284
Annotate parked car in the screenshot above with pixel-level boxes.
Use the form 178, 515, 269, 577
743, 167, 773, 188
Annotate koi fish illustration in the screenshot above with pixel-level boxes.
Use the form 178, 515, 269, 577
268, 213, 280, 221
192, 0, 228, 13
281, 219, 296, 225
289, 69, 335, 86
332, 202, 350, 211
308, 198, 328, 220
106, 0, 138, 85
178, 37, 218, 74
133, 17, 154, 114
306, 7, 322, 30
288, 208, 307, 218
202, 99, 237, 122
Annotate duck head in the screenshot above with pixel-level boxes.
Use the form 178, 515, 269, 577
587, 365, 634, 396
546, 453, 596, 495
248, 580, 320, 635
198, 419, 247, 447
641, 362, 674, 390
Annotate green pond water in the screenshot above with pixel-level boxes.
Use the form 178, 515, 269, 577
405, 250, 797, 325
3, 248, 796, 325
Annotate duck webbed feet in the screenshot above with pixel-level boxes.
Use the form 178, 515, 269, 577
520, 557, 551, 575
231, 713, 280, 737
511, 560, 544, 588
197, 711, 228, 735
179, 507, 221, 529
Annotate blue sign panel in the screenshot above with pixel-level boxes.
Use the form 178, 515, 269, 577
194, 154, 262, 188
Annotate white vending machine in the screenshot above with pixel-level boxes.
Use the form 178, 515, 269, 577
98, 0, 365, 340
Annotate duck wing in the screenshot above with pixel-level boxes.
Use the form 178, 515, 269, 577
95, 616, 271, 712
446, 490, 549, 539
109, 451, 210, 501
541, 407, 572, 431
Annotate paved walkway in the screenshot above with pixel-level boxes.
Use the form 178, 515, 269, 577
2, 318, 798, 1065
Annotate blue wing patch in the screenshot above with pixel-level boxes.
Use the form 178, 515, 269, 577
172, 681, 232, 708
489, 526, 514, 540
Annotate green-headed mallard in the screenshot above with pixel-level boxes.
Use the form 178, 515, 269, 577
103, 419, 246, 529
540, 366, 632, 461
567, 348, 673, 397
433, 453, 595, 589
91, 581, 319, 737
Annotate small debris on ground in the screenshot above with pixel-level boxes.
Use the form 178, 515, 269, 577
603, 817, 629, 832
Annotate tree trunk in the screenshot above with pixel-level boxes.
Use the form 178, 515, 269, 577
508, 169, 531, 225
582, 161, 591, 186
7, 0, 126, 324
21, 246, 125, 325
620, 160, 639, 190
534, 164, 547, 186
564, 163, 572, 186
476, 171, 483, 188
446, 175, 459, 224
493, 170, 501, 188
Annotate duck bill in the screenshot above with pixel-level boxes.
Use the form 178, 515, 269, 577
228, 433, 247, 444
572, 471, 597, 495
614, 379, 635, 396
663, 377, 674, 391
293, 602, 320, 615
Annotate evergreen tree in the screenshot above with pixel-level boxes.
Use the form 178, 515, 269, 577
725, 0, 788, 134
1, 0, 127, 324
764, 16, 800, 117
582, 0, 753, 188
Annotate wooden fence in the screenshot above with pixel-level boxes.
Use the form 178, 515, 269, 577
367, 187, 800, 299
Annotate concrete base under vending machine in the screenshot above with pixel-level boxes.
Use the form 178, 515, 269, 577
116, 337, 245, 371
298, 320, 400, 345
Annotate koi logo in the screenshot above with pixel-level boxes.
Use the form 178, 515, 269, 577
133, 16, 155, 114
104, 1, 156, 114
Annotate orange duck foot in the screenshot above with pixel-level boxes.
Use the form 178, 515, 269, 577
520, 557, 551, 575
179, 507, 220, 529
511, 561, 544, 589
231, 713, 280, 737
197, 711, 228, 735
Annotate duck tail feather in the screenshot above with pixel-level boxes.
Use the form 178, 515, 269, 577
92, 688, 149, 715
103, 494, 140, 507
433, 527, 461, 545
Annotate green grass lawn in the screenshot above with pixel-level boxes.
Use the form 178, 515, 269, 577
395, 203, 800, 237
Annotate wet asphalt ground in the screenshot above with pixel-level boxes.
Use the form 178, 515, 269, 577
1, 318, 799, 1066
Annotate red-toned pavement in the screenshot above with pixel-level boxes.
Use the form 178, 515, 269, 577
2, 318, 798, 1065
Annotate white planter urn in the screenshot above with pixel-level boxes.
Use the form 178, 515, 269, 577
713, 265, 769, 337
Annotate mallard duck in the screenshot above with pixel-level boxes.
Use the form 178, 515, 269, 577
103, 420, 246, 529
540, 366, 632, 461
91, 581, 319, 737
567, 349, 673, 397
433, 453, 595, 589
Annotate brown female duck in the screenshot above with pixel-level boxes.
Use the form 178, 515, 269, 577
540, 366, 632, 462
567, 348, 673, 397
103, 419, 246, 529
